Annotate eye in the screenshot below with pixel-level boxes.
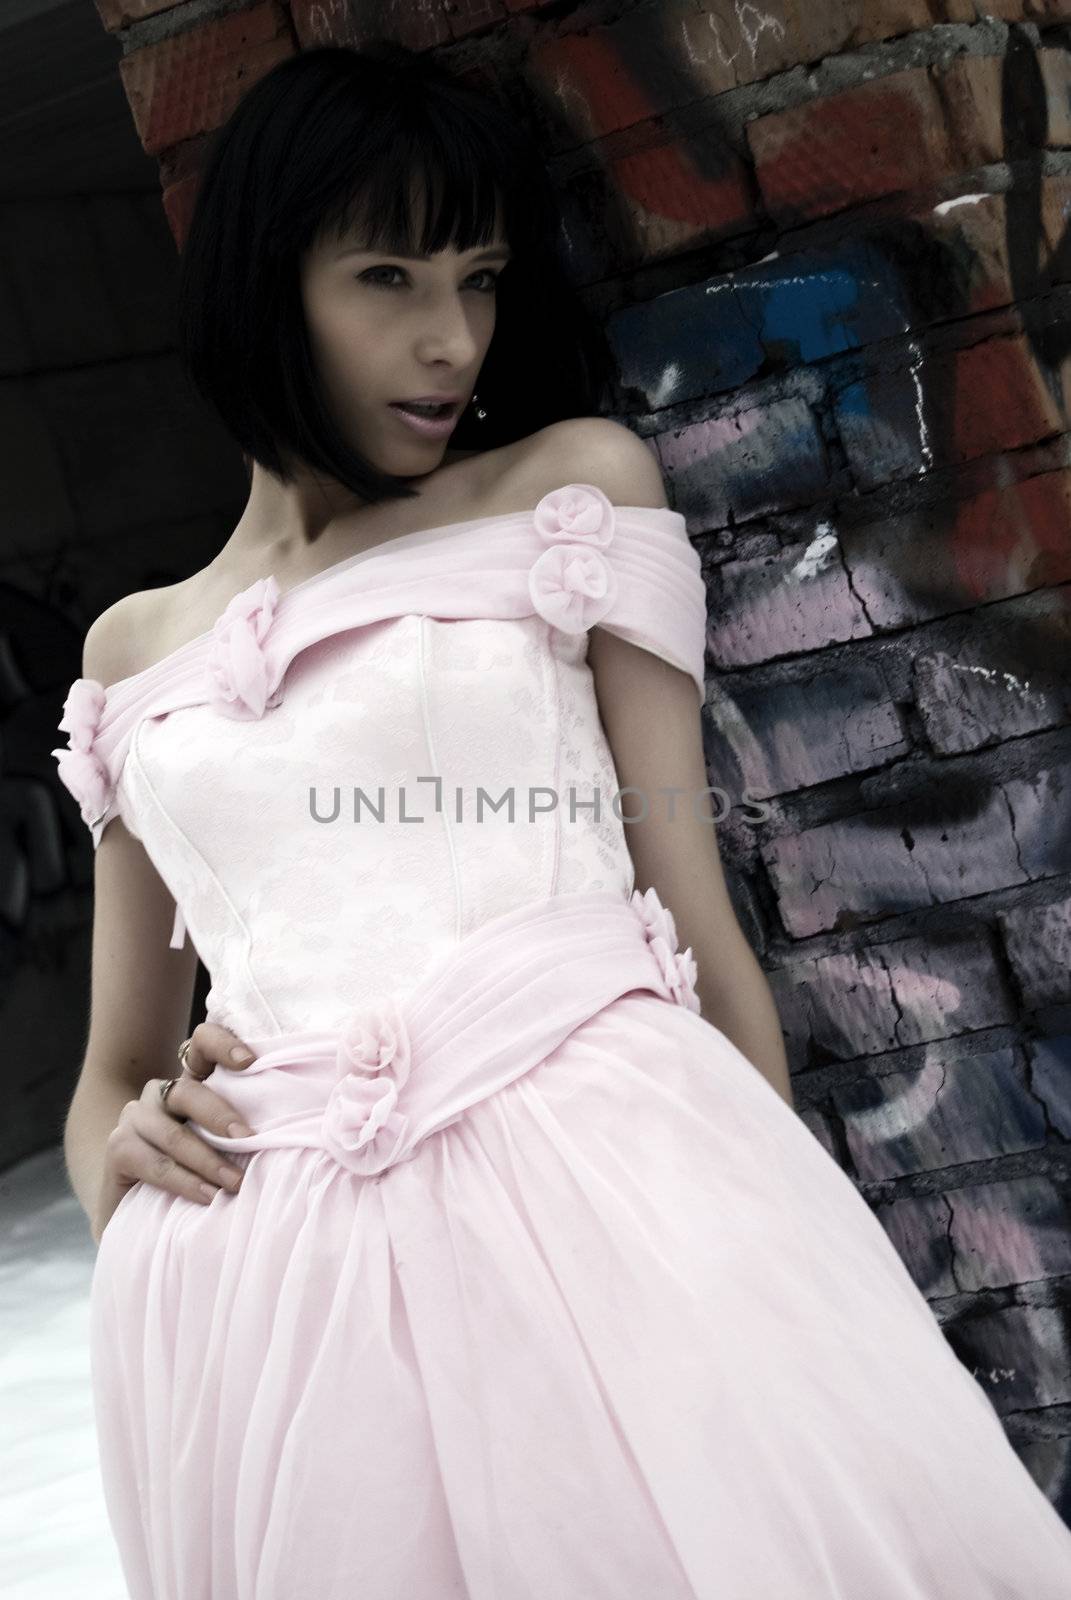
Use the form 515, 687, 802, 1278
357, 265, 501, 293
467, 268, 501, 293
357, 265, 406, 290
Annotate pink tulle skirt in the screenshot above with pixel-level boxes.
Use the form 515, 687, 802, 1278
91, 893, 1071, 1599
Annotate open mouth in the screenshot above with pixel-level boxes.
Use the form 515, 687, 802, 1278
389, 400, 458, 418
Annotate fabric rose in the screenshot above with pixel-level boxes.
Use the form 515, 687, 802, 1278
528, 483, 619, 633
528, 544, 619, 634
50, 677, 113, 839
533, 483, 616, 549
321, 994, 413, 1176
630, 885, 702, 1013
205, 575, 285, 720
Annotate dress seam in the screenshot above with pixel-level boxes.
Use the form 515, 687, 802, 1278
127, 716, 283, 1035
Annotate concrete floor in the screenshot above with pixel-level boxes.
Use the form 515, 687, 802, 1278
1, 1144, 127, 1598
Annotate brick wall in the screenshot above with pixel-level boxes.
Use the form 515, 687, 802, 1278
65, 0, 1071, 1514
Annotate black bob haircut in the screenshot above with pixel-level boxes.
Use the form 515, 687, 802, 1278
175, 40, 619, 508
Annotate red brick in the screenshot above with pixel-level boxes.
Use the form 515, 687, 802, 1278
118, 3, 295, 158
748, 55, 1005, 223
291, 0, 450, 50
930, 173, 1071, 302
834, 328, 1071, 488
157, 130, 208, 190
95, 0, 184, 27
841, 468, 1071, 627
562, 140, 755, 278
976, 0, 1071, 18
529, 1, 974, 136
161, 172, 200, 253
527, 29, 706, 146
926, 189, 1025, 315
606, 136, 754, 260
954, 333, 1064, 464
1041, 173, 1071, 274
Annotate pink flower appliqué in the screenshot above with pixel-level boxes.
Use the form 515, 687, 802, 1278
205, 575, 285, 720
533, 483, 616, 549
320, 994, 413, 1176
528, 544, 618, 634
50, 677, 113, 838
528, 484, 619, 635
630, 884, 702, 1013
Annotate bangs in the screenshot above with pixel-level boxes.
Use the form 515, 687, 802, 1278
313, 118, 510, 263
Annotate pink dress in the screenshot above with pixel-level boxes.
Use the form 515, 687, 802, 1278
54, 484, 1071, 1599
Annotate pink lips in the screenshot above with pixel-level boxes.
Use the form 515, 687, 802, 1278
388, 401, 460, 440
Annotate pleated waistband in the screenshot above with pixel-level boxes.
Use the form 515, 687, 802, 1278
187, 887, 700, 1179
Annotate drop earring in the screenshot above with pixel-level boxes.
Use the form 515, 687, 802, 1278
471, 391, 487, 421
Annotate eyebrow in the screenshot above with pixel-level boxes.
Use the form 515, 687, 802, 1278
336, 245, 512, 263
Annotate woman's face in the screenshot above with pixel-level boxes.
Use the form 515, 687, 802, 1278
299, 206, 512, 474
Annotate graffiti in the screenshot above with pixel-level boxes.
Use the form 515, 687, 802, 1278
536, 8, 1071, 1497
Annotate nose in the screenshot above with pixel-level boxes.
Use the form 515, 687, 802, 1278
417, 288, 483, 367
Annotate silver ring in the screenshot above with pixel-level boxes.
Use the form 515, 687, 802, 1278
159, 1075, 187, 1122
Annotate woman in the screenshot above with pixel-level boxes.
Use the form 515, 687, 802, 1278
56, 41, 1071, 1600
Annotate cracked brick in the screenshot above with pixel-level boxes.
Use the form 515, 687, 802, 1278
840, 469, 1071, 629
767, 926, 1014, 1067
654, 399, 831, 534
945, 1175, 1071, 1292
702, 528, 871, 672
704, 662, 907, 799
832, 1045, 1046, 1181
1026, 1035, 1071, 1136
764, 790, 1027, 939
998, 896, 1071, 1009
914, 615, 1071, 753
834, 333, 1071, 494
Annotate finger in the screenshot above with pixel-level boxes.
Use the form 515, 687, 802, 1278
186, 1020, 257, 1077
131, 1085, 248, 1197
114, 1102, 243, 1207
155, 1070, 254, 1140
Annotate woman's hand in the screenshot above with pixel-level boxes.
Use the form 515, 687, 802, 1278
92, 1022, 258, 1245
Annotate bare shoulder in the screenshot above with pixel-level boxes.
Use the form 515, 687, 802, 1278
81, 588, 165, 691
515, 416, 670, 510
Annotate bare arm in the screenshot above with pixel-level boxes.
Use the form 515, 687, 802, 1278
63, 820, 202, 1222
60, 601, 253, 1240
589, 625, 794, 1110
568, 420, 795, 1109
